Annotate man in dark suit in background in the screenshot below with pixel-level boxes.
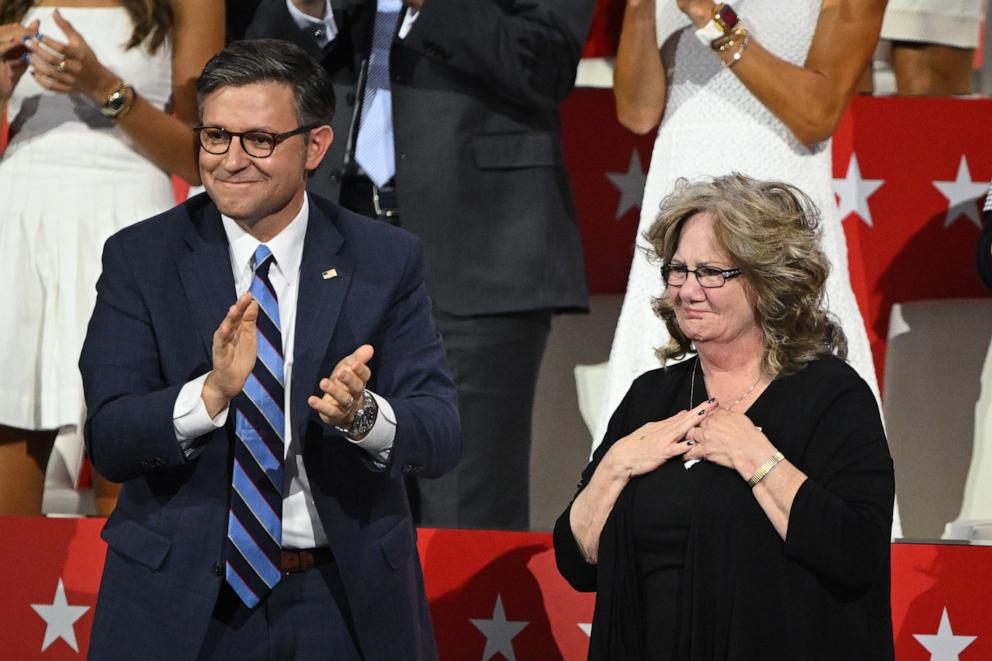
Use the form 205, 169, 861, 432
238, 0, 595, 530
81, 40, 458, 660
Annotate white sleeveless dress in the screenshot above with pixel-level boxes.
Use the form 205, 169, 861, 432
0, 7, 174, 431
595, 0, 880, 446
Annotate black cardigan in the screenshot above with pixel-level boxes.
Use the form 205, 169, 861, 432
554, 354, 895, 660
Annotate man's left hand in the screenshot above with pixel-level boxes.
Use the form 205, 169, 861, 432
308, 344, 374, 427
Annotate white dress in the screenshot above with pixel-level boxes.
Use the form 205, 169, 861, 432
595, 0, 880, 446
0, 7, 174, 431
881, 0, 982, 49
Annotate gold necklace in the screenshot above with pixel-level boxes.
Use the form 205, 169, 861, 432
689, 356, 761, 412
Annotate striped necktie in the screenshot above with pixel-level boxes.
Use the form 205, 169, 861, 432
225, 245, 285, 608
354, 4, 401, 187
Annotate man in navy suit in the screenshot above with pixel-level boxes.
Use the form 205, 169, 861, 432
79, 39, 459, 661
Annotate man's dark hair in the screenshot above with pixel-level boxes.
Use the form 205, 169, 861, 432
196, 39, 335, 124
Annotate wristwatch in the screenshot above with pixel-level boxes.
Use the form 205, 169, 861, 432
713, 3, 740, 33
98, 80, 135, 119
695, 3, 741, 47
334, 390, 378, 439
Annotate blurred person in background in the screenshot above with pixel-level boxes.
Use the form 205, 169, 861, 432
596, 0, 887, 452
0, 0, 223, 516
237, 0, 595, 531
881, 0, 981, 95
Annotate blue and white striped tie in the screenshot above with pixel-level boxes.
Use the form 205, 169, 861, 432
225, 245, 285, 608
354, 4, 401, 187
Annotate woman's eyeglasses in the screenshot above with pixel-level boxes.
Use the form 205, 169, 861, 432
661, 263, 742, 288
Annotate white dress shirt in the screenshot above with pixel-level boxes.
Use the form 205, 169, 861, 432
172, 194, 396, 548
285, 0, 419, 46
285, 0, 339, 47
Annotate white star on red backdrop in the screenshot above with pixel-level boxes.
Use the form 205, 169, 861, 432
933, 155, 987, 229
913, 607, 977, 661
30, 578, 89, 653
470, 594, 528, 661
833, 153, 885, 227
606, 150, 648, 221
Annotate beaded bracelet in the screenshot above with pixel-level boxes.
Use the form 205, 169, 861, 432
712, 28, 747, 53
747, 451, 784, 488
724, 32, 751, 69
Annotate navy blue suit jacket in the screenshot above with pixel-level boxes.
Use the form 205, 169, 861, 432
79, 193, 460, 660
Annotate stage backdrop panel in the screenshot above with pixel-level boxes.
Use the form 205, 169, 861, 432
1, 516, 989, 660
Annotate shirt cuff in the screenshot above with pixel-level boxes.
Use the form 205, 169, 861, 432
174, 373, 229, 457
285, 0, 339, 47
346, 391, 396, 464
398, 9, 419, 39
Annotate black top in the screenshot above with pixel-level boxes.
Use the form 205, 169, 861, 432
554, 354, 895, 661
979, 204, 992, 288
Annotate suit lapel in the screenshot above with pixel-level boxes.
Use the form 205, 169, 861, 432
291, 199, 353, 437
177, 199, 238, 359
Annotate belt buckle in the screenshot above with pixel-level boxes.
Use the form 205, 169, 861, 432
372, 183, 399, 220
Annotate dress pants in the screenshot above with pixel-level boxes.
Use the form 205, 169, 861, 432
419, 309, 552, 530
197, 564, 362, 661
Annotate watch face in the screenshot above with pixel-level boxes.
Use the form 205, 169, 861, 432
716, 4, 739, 30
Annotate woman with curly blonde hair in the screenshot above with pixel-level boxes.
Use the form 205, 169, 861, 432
555, 174, 894, 660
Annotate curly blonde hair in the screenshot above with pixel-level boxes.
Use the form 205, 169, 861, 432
646, 173, 847, 376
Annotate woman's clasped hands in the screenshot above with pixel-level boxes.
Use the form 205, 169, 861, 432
684, 408, 777, 478
607, 398, 719, 478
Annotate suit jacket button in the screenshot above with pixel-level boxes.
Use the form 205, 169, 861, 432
211, 561, 224, 576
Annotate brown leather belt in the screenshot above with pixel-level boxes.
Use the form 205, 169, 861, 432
280, 547, 334, 575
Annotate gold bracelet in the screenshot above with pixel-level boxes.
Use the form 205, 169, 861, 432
712, 27, 747, 53
747, 451, 784, 488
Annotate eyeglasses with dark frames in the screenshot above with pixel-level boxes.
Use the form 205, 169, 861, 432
193, 120, 329, 158
661, 263, 742, 288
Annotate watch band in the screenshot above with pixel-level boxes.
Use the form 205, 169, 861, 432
695, 19, 725, 46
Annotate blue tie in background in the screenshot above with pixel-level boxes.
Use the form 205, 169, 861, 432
355, 4, 402, 187
225, 245, 285, 608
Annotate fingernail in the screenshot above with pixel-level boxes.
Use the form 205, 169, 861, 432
698, 410, 705, 416
35, 32, 43, 41
22, 35, 32, 42
20, 53, 29, 62
708, 397, 717, 404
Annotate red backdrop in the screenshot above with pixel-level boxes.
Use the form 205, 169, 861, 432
1, 517, 989, 660
561, 92, 992, 387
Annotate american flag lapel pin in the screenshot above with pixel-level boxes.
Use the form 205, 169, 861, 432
322, 268, 338, 280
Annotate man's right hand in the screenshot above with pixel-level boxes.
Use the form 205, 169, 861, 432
202, 292, 258, 417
